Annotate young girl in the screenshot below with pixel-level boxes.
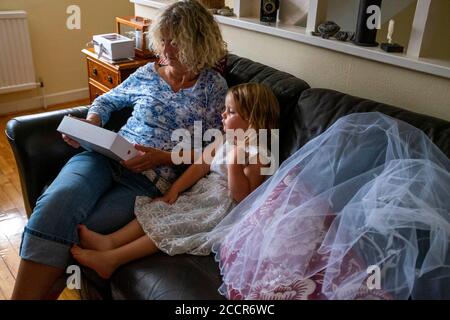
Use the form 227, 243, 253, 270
71, 83, 280, 279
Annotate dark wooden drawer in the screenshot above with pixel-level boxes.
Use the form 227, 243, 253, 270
89, 81, 108, 102
82, 48, 155, 103
87, 60, 119, 89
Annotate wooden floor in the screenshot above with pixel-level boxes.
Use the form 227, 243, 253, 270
0, 99, 89, 300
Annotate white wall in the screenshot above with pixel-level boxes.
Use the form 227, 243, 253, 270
136, 4, 450, 122
0, 0, 134, 114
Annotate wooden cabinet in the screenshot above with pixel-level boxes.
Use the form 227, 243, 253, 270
82, 48, 156, 103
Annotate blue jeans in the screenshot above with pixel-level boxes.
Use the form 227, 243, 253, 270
19, 151, 162, 268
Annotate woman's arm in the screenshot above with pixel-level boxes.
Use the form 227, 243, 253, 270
122, 145, 204, 172
86, 113, 102, 126
122, 145, 172, 172
62, 114, 102, 148
227, 147, 266, 203
88, 65, 149, 126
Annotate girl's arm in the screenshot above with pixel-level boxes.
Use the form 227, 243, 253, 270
227, 147, 267, 203
164, 162, 210, 202
155, 140, 222, 204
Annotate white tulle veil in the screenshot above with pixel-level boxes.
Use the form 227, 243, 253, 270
206, 112, 450, 300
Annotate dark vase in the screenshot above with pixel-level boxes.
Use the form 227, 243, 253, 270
353, 0, 383, 47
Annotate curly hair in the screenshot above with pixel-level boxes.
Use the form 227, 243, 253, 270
150, 0, 227, 74
228, 83, 280, 132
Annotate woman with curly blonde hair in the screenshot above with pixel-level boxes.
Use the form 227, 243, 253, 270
152, 0, 227, 75
12, 0, 229, 299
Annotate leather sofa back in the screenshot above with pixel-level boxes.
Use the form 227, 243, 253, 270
226, 55, 450, 160
6, 107, 88, 215
226, 54, 310, 117
285, 88, 450, 159
226, 54, 311, 162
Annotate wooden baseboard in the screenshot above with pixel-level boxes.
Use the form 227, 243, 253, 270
0, 88, 89, 115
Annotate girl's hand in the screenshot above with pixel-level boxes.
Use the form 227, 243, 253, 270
121, 144, 171, 172
61, 115, 101, 149
152, 189, 179, 204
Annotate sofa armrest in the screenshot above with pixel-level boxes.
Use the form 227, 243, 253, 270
5, 106, 89, 217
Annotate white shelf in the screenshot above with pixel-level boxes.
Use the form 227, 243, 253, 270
215, 15, 450, 79
131, 0, 450, 79
131, 0, 176, 9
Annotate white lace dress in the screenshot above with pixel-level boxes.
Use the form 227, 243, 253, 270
134, 142, 235, 256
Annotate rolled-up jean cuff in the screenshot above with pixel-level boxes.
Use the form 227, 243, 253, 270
20, 229, 73, 269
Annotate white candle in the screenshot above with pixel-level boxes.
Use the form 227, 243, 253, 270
387, 19, 395, 44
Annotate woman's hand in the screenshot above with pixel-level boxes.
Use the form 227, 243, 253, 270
62, 114, 101, 148
121, 144, 171, 172
62, 133, 81, 149
151, 189, 179, 205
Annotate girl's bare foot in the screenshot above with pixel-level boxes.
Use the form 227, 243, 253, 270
78, 225, 114, 251
71, 245, 117, 279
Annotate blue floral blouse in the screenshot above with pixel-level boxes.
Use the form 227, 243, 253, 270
88, 62, 228, 183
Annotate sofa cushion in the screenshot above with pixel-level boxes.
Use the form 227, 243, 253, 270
110, 253, 225, 300
283, 88, 450, 159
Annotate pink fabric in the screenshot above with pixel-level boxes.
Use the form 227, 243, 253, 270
218, 169, 391, 300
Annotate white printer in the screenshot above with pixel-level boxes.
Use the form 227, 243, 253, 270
93, 33, 135, 61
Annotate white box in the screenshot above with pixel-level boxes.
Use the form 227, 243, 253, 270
93, 33, 135, 61
57, 116, 139, 162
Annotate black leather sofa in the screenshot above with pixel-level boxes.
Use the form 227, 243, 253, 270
5, 54, 450, 300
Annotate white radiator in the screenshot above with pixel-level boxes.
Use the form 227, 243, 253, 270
0, 11, 40, 95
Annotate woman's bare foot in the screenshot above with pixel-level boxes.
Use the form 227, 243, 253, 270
71, 245, 117, 279
78, 225, 114, 251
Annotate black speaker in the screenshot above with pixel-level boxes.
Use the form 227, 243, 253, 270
260, 0, 279, 24
353, 0, 383, 47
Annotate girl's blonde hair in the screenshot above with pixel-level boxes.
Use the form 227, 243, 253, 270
151, 0, 227, 74
228, 83, 280, 132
